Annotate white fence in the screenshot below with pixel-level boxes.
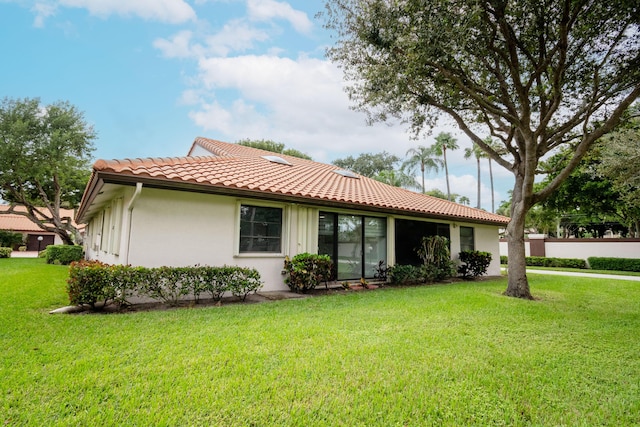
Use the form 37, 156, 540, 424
500, 237, 640, 262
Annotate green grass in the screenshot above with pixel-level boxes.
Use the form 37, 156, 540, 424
2, 258, 639, 426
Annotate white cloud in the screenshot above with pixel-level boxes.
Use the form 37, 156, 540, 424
32, 2, 57, 27
153, 30, 196, 58
59, 0, 196, 24
189, 99, 268, 136
203, 20, 270, 56
247, 0, 313, 34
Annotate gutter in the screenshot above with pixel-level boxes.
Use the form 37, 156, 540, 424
124, 183, 143, 265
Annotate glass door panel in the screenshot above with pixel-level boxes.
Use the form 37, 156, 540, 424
364, 217, 387, 277
337, 215, 362, 280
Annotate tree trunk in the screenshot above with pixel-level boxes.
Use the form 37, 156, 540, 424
443, 147, 451, 201
420, 163, 425, 193
504, 175, 534, 299
476, 157, 481, 209
504, 216, 533, 299
59, 231, 75, 245
489, 159, 494, 213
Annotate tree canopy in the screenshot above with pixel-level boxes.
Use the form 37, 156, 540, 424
332, 151, 401, 177
324, 0, 640, 298
236, 138, 312, 160
0, 97, 96, 244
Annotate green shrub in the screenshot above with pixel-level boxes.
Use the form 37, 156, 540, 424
0, 230, 23, 248
0, 247, 12, 258
415, 235, 456, 281
44, 245, 84, 265
227, 267, 263, 301
67, 260, 116, 308
525, 256, 586, 269
588, 257, 640, 272
503, 255, 587, 269
66, 263, 263, 310
388, 264, 423, 285
283, 253, 333, 293
458, 250, 492, 279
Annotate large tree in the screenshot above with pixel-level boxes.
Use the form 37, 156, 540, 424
0, 98, 96, 244
596, 111, 640, 236
236, 138, 312, 160
323, 0, 640, 298
332, 151, 400, 177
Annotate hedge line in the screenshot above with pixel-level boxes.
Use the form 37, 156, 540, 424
44, 245, 84, 265
501, 256, 587, 269
588, 257, 640, 272
67, 261, 262, 310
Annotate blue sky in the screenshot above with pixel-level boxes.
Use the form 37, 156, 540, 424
1, 0, 513, 211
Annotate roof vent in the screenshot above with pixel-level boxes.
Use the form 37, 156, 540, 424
262, 155, 292, 166
333, 169, 359, 178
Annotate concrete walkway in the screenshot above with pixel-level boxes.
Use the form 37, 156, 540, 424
524, 268, 640, 282
10, 251, 39, 258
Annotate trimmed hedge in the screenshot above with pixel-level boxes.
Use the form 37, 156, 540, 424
387, 263, 452, 285
588, 257, 640, 272
283, 253, 333, 293
501, 256, 587, 269
0, 247, 12, 258
458, 250, 492, 279
44, 245, 84, 265
67, 261, 262, 309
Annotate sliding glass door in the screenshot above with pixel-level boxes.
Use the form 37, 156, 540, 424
318, 212, 386, 280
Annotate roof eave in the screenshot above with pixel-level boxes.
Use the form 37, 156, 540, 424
85, 171, 509, 227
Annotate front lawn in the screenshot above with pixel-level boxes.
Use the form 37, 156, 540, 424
1, 258, 639, 426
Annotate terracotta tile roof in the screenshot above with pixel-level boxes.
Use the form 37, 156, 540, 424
0, 205, 78, 233
79, 137, 510, 225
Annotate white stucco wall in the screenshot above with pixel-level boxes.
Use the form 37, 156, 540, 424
456, 222, 502, 276
546, 240, 640, 261
499, 241, 531, 257
84, 185, 505, 290
499, 239, 640, 262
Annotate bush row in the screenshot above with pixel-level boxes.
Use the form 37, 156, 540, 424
44, 245, 84, 265
0, 247, 11, 258
387, 263, 455, 285
501, 256, 587, 269
588, 257, 640, 272
67, 261, 262, 309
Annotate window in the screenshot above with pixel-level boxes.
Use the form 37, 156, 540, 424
239, 205, 283, 253
460, 226, 475, 252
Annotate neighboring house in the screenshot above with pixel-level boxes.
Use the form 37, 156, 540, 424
76, 137, 510, 291
0, 205, 75, 250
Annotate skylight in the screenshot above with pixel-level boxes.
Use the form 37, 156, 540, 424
333, 169, 359, 178
261, 155, 292, 166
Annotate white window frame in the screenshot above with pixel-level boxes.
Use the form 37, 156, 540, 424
234, 200, 289, 257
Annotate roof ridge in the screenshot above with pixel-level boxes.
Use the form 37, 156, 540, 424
194, 136, 320, 165
94, 155, 223, 171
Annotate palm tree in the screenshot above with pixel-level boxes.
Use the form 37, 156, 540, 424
459, 196, 471, 205
432, 132, 459, 201
374, 169, 421, 190
464, 144, 484, 209
481, 136, 505, 213
403, 145, 442, 193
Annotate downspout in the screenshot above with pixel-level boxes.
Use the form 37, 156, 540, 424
124, 183, 143, 265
